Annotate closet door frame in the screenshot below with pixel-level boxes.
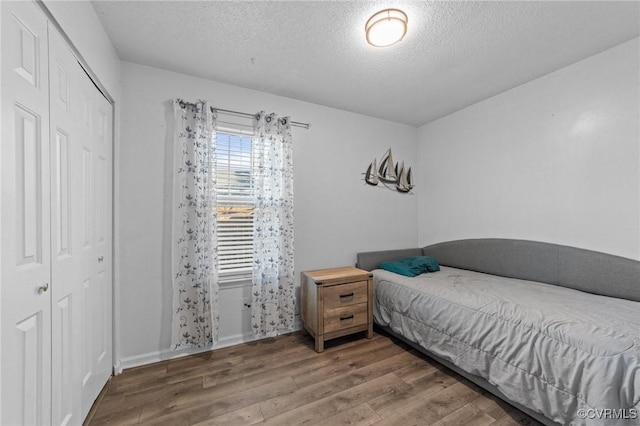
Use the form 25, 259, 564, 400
0, 1, 118, 423
36, 1, 118, 419
34, 1, 119, 383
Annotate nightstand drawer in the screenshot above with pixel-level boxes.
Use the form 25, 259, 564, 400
324, 303, 368, 333
324, 281, 368, 310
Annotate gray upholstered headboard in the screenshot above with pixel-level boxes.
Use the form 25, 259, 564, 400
356, 239, 640, 302
356, 248, 423, 272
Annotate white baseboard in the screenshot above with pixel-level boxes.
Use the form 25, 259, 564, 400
117, 347, 195, 371
113, 359, 123, 375
116, 317, 302, 372
117, 332, 252, 371
216, 331, 257, 349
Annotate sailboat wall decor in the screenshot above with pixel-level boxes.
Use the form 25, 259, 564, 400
363, 149, 415, 194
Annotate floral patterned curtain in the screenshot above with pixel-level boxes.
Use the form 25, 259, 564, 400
171, 99, 219, 350
251, 111, 295, 338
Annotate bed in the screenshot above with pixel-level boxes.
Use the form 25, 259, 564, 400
356, 239, 640, 426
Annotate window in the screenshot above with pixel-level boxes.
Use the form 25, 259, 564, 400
216, 130, 254, 282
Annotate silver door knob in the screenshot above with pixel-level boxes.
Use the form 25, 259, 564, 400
38, 283, 49, 294
98, 256, 104, 263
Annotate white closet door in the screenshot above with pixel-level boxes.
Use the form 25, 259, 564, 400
48, 24, 86, 426
78, 55, 113, 419
1, 1, 52, 425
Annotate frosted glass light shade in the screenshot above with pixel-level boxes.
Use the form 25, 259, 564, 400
365, 9, 408, 47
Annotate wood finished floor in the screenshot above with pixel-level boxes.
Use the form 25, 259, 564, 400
85, 330, 543, 426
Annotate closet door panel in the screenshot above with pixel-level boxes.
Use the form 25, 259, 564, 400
94, 100, 113, 384
49, 24, 85, 426
15, 105, 44, 267
80, 73, 113, 418
79, 91, 96, 414
1, 1, 52, 425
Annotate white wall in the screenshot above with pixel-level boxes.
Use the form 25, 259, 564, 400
416, 38, 640, 260
45, 3, 638, 370
118, 61, 418, 366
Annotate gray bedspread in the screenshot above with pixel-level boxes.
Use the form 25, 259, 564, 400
373, 267, 640, 425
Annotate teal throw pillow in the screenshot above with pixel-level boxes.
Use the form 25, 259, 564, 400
378, 256, 440, 277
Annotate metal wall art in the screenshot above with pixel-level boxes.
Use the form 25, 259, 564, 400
363, 148, 414, 193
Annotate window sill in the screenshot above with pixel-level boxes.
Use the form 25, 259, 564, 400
219, 276, 252, 289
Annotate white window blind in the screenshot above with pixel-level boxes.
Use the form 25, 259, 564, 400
216, 131, 254, 281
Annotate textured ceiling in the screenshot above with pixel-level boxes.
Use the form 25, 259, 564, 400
92, 1, 640, 126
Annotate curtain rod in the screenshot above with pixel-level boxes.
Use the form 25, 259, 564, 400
215, 107, 311, 130
178, 100, 311, 129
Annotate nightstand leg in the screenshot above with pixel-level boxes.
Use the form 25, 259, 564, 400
315, 337, 324, 353
367, 324, 373, 339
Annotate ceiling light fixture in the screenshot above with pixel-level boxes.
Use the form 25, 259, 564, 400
365, 8, 408, 47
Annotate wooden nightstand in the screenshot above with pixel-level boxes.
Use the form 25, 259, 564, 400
300, 266, 373, 352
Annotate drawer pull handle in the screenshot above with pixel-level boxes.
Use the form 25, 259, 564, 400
340, 315, 354, 321
339, 293, 354, 299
